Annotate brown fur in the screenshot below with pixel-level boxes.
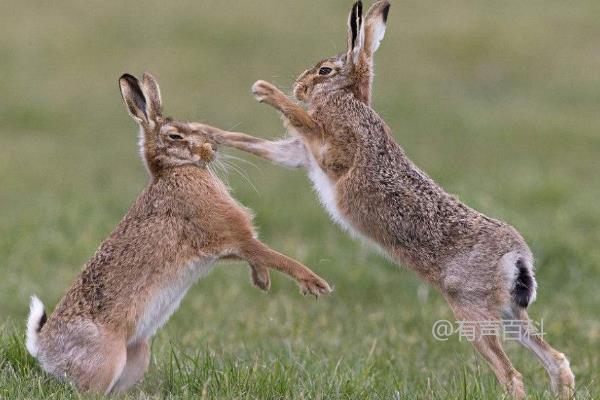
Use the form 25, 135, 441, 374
26, 72, 330, 394
197, 2, 574, 398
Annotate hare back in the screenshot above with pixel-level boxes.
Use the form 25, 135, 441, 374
45, 167, 251, 329
310, 95, 528, 278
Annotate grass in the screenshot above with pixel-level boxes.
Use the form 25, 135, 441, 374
1, 0, 599, 398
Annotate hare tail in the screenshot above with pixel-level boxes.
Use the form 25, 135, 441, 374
26, 296, 47, 357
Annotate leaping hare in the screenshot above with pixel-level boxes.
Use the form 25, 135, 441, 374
25, 72, 331, 394
196, 1, 575, 398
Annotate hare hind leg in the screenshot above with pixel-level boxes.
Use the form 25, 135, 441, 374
471, 332, 525, 398
43, 327, 127, 394
111, 340, 151, 393
77, 336, 126, 394
448, 300, 526, 398
511, 308, 575, 399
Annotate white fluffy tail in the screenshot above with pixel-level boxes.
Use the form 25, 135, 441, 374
26, 296, 46, 358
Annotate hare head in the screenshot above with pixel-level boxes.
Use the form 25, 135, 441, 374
293, 1, 389, 105
119, 72, 217, 176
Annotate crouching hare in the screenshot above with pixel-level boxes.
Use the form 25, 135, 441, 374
196, 1, 575, 398
25, 72, 331, 394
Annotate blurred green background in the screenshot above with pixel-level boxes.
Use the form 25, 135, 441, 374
1, 0, 598, 398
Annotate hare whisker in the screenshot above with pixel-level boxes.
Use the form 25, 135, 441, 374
221, 159, 260, 195
221, 153, 261, 172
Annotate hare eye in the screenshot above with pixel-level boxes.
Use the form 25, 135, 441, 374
168, 133, 183, 140
318, 67, 333, 76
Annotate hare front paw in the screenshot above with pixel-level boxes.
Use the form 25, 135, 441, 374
251, 80, 281, 104
250, 264, 271, 292
299, 273, 332, 298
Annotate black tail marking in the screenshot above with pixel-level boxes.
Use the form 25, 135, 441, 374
38, 311, 47, 332
512, 259, 534, 308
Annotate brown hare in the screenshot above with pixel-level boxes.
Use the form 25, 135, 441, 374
195, 1, 575, 398
25, 72, 331, 394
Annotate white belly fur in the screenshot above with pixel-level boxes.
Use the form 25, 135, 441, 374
307, 155, 357, 235
306, 155, 388, 256
130, 257, 217, 344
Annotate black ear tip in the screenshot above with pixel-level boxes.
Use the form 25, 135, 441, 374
119, 73, 138, 86
382, 3, 390, 23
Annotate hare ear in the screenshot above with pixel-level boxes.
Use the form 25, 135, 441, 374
119, 73, 148, 124
364, 0, 390, 57
141, 72, 163, 118
346, 1, 365, 65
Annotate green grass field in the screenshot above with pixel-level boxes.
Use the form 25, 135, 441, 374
1, 0, 599, 398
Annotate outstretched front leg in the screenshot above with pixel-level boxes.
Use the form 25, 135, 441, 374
190, 80, 320, 167
251, 80, 321, 142
189, 123, 309, 168
241, 238, 331, 297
